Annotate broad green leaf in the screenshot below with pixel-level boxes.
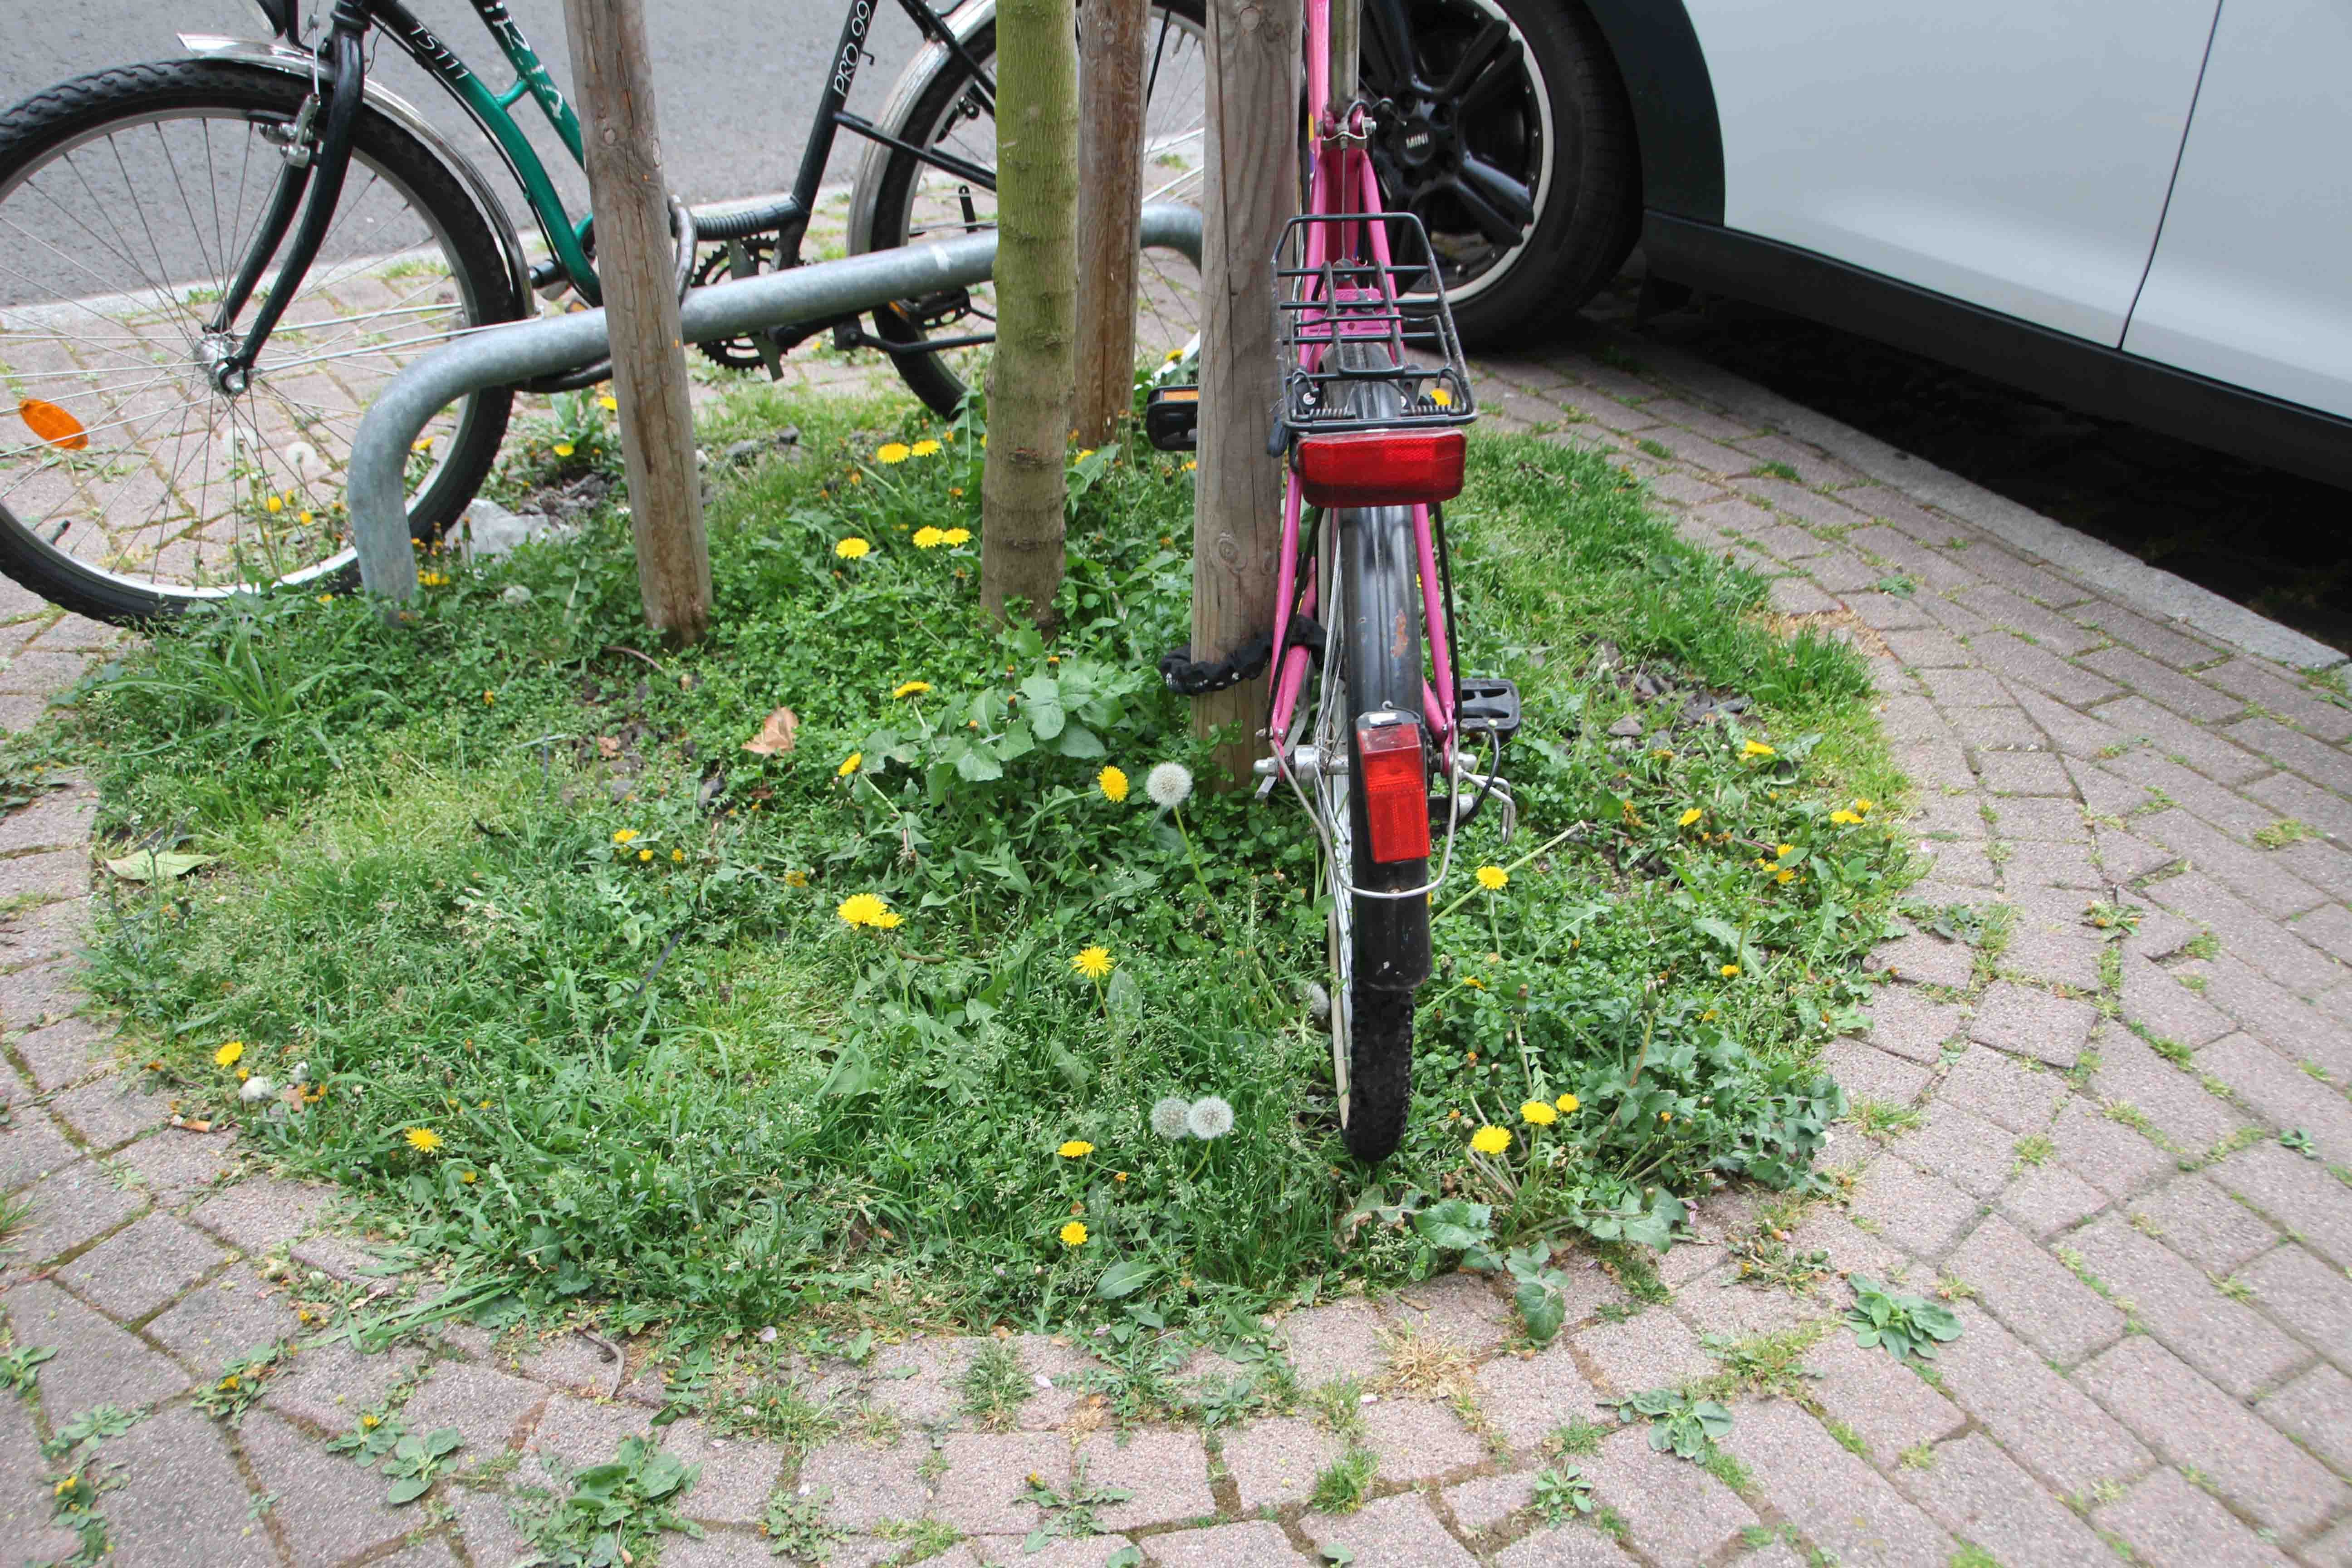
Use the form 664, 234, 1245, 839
1096, 1259, 1157, 1299
1514, 1277, 1566, 1345
386, 1474, 432, 1504
1050, 722, 1106, 759
106, 848, 215, 882
953, 743, 1004, 783
1412, 1198, 1493, 1252
425, 1427, 463, 1457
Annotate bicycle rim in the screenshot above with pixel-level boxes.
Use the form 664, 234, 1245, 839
1315, 509, 1355, 1123
0, 96, 494, 607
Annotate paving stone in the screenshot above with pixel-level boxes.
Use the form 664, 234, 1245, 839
0, 1158, 141, 1273
0, 789, 95, 857
0, 855, 88, 911
1986, 794, 2093, 843
1471, 1338, 1603, 1451
1867, 929, 1976, 989
1909, 788, 1992, 840
1999, 1162, 2107, 1239
2212, 1140, 2352, 1268
653, 1528, 789, 1567
0, 897, 88, 971
47, 1069, 172, 1150
100, 1404, 266, 1567
1143, 1519, 1316, 1566
1899, 1104, 2017, 1198
2079, 645, 2247, 723
110, 1126, 241, 1202
1578, 1421, 1757, 1563
1277, 1297, 1387, 1384
2103, 697, 2270, 787
2104, 749, 2282, 840
1849, 1154, 1982, 1259
2225, 715, 2352, 796
291, 1230, 396, 1284
1572, 1306, 1711, 1394
1077, 1427, 1216, 1529
1998, 925, 2106, 991
1359, 1395, 1485, 1482
1301, 1489, 1478, 1567
2126, 1176, 2278, 1275
2259, 1361, 2352, 1474
2089, 1027, 2251, 1153
2004, 839, 2104, 890
1897, 1430, 2112, 1568
2071, 1215, 2305, 1397
2306, 1518, 2352, 1568
2097, 823, 2181, 882
0, 1278, 186, 1411
864, 1335, 966, 1425
1939, 1047, 2066, 1134
1823, 1036, 1932, 1108
1806, 1328, 1965, 1467
1672, 1263, 1834, 1341
2203, 657, 2352, 740
1915, 835, 1997, 887
1443, 1469, 1535, 1533
2082, 1334, 2345, 1537
2200, 1033, 2352, 1165
397, 1357, 546, 1459
2182, 953, 2352, 1082
525, 1391, 659, 1485
2121, 906, 2201, 963
452, 1485, 533, 1568
1920, 666, 2010, 708
11, 1015, 107, 1092
1936, 1303, 2152, 1495
262, 1339, 426, 1436
2048, 1094, 2176, 1202
1789, 1207, 1910, 1282
2009, 686, 2133, 761
512, 1328, 627, 1397
1492, 1525, 1645, 1567
2071, 603, 2223, 671
1384, 1270, 1510, 1354
2238, 1243, 2352, 1371
971, 1535, 1137, 1568
372, 1542, 463, 1568
795, 1435, 930, 1530
1218, 1415, 1343, 1513
2291, 901, 2352, 969
144, 1264, 300, 1368
2091, 1467, 2295, 1568
1947, 1214, 2124, 1365
243, 1408, 416, 1566
61, 1211, 226, 1321
1866, 986, 1966, 1063
2247, 769, 2352, 843
2145, 861, 2332, 981
188, 1174, 339, 1255
931, 1431, 1065, 1534
1971, 982, 2097, 1066
1729, 1398, 1955, 1567
2118, 951, 2237, 1051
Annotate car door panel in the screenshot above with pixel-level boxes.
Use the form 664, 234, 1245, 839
2122, 0, 2352, 419
1680, 0, 2220, 344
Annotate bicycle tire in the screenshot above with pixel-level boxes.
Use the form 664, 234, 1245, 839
0, 60, 521, 623
853, 0, 1210, 417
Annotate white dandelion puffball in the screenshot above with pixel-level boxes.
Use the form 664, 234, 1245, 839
1186, 1095, 1235, 1140
239, 1076, 276, 1103
1145, 761, 1194, 809
284, 440, 322, 485
1150, 1096, 1193, 1140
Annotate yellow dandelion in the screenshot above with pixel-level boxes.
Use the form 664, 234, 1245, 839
411, 436, 434, 452
671, 848, 685, 863
1742, 740, 1775, 758
835, 536, 871, 560
481, 690, 495, 704
459, 1170, 477, 1184
942, 527, 971, 545
638, 848, 654, 862
892, 680, 932, 699
1071, 946, 1113, 980
838, 893, 895, 929
404, 1127, 443, 1153
265, 494, 283, 514
1721, 964, 1740, 978
553, 442, 574, 458
1470, 1125, 1512, 1156
299, 510, 314, 524
913, 525, 947, 549
1060, 1220, 1089, 1246
1660, 1111, 1673, 1123
598, 394, 618, 412
1853, 798, 1875, 813
1430, 386, 1454, 407
876, 442, 912, 464
1775, 842, 1796, 858
214, 1040, 244, 1068
1829, 809, 1862, 825
1058, 1140, 1095, 1159
612, 829, 639, 844
910, 439, 942, 457
784, 870, 809, 887
1775, 868, 1796, 884
1678, 807, 1703, 828
1520, 1100, 1558, 1126
1098, 765, 1130, 803
1556, 1093, 1580, 1114
1475, 865, 1508, 891
837, 752, 862, 778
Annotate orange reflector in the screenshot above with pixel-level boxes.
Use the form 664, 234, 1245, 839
1297, 427, 1465, 508
1357, 718, 1430, 863
17, 398, 87, 451
1157, 387, 1199, 402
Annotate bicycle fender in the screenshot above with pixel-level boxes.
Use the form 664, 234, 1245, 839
843, 0, 997, 259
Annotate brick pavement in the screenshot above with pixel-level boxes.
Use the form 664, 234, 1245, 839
0, 335, 2349, 1565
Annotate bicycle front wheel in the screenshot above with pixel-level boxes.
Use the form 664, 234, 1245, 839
0, 60, 522, 622
852, 0, 1210, 417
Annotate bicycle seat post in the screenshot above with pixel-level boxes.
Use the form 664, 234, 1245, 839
1327, 0, 1360, 118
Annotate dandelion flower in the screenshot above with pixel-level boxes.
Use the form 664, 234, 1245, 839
1852, 797, 1875, 813
598, 394, 618, 412
892, 680, 932, 699
838, 892, 896, 928
942, 527, 971, 546
285, 440, 321, 482
1145, 761, 1194, 809
671, 848, 685, 863
612, 828, 639, 845
1186, 1096, 1235, 1140
1829, 809, 1862, 825
1775, 868, 1796, 884
1149, 1098, 1193, 1141
1071, 946, 1114, 980
911, 439, 942, 457
1097, 765, 1130, 803
214, 1040, 244, 1068
876, 442, 912, 464
784, 870, 809, 887
1556, 1093, 1580, 1114
404, 1127, 443, 1153
1678, 808, 1703, 827
1058, 1140, 1094, 1159
1431, 386, 1454, 407
638, 848, 654, 862
1059, 1220, 1088, 1247
837, 752, 862, 778
1721, 963, 1740, 978
1660, 1111, 1673, 1123
913, 525, 947, 549
1742, 740, 1775, 758
1475, 865, 1509, 891
835, 536, 871, 560
460, 1170, 477, 1184
1774, 843, 1796, 858
1520, 1099, 1557, 1126
1470, 1125, 1511, 1156
265, 494, 283, 514
553, 442, 574, 458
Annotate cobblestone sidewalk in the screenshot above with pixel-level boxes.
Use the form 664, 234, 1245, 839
0, 330, 2349, 1568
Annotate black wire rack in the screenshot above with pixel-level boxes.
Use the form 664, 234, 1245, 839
1273, 209, 1475, 437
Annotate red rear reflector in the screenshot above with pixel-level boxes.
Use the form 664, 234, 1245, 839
1297, 428, 1465, 508
1358, 720, 1431, 862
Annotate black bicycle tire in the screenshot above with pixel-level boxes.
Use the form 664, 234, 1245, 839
856, 0, 1209, 418
0, 60, 521, 623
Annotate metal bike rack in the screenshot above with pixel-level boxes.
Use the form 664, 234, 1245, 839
347, 202, 1205, 604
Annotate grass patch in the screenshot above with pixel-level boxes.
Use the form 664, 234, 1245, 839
1308, 1447, 1377, 1513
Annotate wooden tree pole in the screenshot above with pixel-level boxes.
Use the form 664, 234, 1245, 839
1073, 0, 1148, 446
981, 0, 1082, 624
1191, 0, 1298, 779
562, 0, 711, 643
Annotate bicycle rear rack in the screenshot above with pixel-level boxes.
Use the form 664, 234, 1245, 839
1274, 209, 1475, 438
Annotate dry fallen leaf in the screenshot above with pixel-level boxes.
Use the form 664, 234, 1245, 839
741, 706, 799, 756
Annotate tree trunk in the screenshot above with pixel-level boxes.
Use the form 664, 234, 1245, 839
981, 0, 1081, 625
1073, 0, 1147, 446
561, 0, 711, 644
1190, 0, 1298, 781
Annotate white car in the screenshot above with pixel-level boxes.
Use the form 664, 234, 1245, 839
1438, 0, 2352, 484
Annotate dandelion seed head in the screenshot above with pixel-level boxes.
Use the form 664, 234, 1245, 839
1145, 761, 1194, 809
1186, 1096, 1235, 1140
1150, 1096, 1192, 1140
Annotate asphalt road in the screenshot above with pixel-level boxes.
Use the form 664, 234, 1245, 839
4, 0, 924, 216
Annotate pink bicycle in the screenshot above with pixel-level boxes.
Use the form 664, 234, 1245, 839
1161, 0, 1524, 1163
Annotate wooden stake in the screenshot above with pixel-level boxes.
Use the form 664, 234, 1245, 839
1073, 0, 1148, 446
561, 0, 711, 644
1191, 0, 1298, 781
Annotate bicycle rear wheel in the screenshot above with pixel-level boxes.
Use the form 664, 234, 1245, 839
852, 0, 1210, 417
0, 60, 521, 622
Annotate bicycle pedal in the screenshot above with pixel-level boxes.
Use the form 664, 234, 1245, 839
1457, 676, 1522, 741
1145, 384, 1199, 452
